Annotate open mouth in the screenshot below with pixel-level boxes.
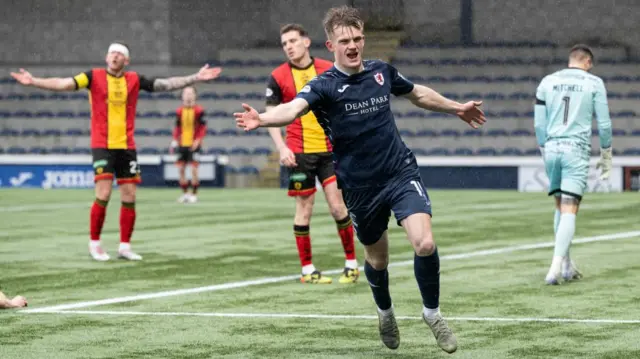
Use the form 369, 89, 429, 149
347, 52, 358, 60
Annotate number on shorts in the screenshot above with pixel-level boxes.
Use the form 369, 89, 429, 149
129, 160, 138, 174
410, 180, 424, 197
562, 96, 570, 125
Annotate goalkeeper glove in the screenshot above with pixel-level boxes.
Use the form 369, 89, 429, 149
170, 140, 178, 148
596, 147, 613, 180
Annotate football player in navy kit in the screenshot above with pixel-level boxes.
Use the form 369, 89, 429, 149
235, 5, 485, 353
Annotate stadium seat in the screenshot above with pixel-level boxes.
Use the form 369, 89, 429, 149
440, 129, 460, 137
207, 147, 228, 155
462, 129, 483, 137
612, 128, 627, 136
1, 128, 19, 136
21, 128, 41, 136
42, 129, 62, 137
239, 166, 259, 175
134, 129, 151, 136
252, 147, 272, 155
525, 148, 541, 156
7, 146, 27, 154
35, 110, 55, 118
153, 129, 173, 137
623, 148, 640, 156
50, 146, 70, 154
411, 148, 428, 156
486, 129, 509, 137
65, 128, 86, 136
229, 147, 251, 155
428, 147, 450, 156
476, 147, 498, 156
501, 147, 523, 156
56, 110, 75, 118
72, 147, 91, 155
415, 129, 438, 137
398, 129, 415, 137
29, 146, 48, 154
631, 129, 640, 136
454, 147, 473, 156
219, 128, 239, 136
13, 110, 33, 118
206, 129, 218, 136
510, 129, 532, 136
140, 147, 160, 155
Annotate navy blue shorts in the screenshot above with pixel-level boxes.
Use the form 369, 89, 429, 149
343, 172, 432, 246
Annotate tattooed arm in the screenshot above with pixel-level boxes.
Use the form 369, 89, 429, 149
139, 65, 222, 92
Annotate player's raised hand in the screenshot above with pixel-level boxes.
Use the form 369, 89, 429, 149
457, 101, 486, 129
10, 68, 34, 86
279, 147, 297, 167
196, 64, 222, 82
234, 103, 261, 131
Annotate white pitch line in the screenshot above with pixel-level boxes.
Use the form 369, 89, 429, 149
22, 230, 640, 314
25, 310, 640, 325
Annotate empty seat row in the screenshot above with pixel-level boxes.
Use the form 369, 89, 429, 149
391, 58, 635, 66
5, 90, 640, 102
4, 127, 636, 138
2, 146, 639, 157
2, 109, 640, 119
0, 146, 273, 156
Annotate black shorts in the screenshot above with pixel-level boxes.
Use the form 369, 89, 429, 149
287, 152, 336, 196
92, 148, 141, 185
343, 169, 432, 246
177, 146, 201, 165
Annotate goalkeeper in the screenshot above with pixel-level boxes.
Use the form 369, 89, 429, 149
534, 44, 613, 285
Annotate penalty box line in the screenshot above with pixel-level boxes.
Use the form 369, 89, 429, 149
22, 230, 640, 314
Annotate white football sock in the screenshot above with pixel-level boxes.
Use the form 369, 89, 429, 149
424, 306, 440, 319
301, 264, 316, 275
119, 242, 131, 252
345, 259, 358, 269
89, 240, 101, 249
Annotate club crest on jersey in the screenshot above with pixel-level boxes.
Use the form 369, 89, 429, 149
374, 73, 384, 86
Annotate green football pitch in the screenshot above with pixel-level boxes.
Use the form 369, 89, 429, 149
1, 188, 640, 358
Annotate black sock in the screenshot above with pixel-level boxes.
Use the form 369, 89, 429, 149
364, 260, 392, 311
414, 247, 440, 309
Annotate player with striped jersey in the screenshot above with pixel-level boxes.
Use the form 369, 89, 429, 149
534, 44, 613, 284
171, 86, 207, 203
11, 42, 221, 261
265, 24, 358, 285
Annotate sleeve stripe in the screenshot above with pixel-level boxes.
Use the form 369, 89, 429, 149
535, 98, 546, 105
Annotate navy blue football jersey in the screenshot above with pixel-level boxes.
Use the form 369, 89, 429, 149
294, 59, 416, 190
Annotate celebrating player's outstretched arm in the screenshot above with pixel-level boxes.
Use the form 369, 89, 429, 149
235, 98, 309, 130
404, 84, 486, 128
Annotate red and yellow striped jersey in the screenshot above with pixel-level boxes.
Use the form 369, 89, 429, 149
266, 58, 333, 154
74, 69, 155, 149
173, 105, 206, 147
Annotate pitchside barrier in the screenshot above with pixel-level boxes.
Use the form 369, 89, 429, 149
0, 154, 227, 189
279, 156, 640, 192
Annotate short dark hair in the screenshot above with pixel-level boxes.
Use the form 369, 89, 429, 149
569, 44, 594, 62
280, 23, 308, 37
323, 5, 364, 38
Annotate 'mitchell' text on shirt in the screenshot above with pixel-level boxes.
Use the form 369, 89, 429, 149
345, 95, 390, 114
553, 84, 584, 92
